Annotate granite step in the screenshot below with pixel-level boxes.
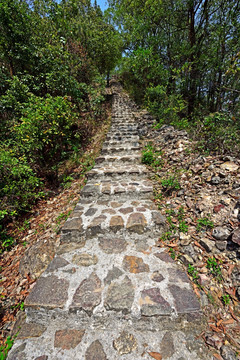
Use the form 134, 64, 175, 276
101, 145, 140, 155
8, 324, 210, 360
103, 140, 139, 147
23, 241, 202, 330
95, 154, 142, 165
87, 165, 148, 180
60, 198, 167, 241
81, 179, 153, 200
106, 135, 139, 141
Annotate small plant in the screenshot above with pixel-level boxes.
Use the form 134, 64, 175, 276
196, 217, 214, 232
61, 174, 74, 189
169, 248, 176, 260
222, 294, 230, 305
141, 144, 162, 168
206, 257, 222, 281
161, 175, 180, 194
160, 231, 171, 242
0, 336, 15, 360
166, 216, 177, 232
179, 220, 188, 233
188, 264, 200, 285
56, 210, 72, 225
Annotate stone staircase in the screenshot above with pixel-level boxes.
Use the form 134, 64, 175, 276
8, 83, 213, 360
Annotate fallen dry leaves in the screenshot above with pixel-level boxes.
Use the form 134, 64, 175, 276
148, 351, 162, 360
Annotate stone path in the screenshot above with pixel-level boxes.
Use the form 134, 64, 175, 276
8, 83, 213, 359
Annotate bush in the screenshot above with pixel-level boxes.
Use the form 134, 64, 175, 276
14, 95, 80, 182
145, 85, 187, 126
0, 146, 43, 218
194, 112, 240, 155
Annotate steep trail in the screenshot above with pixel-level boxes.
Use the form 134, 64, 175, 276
8, 82, 212, 360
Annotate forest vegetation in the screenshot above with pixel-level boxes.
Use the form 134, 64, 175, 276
0, 0, 122, 251
0, 0, 239, 249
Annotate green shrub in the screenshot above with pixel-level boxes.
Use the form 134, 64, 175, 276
194, 112, 240, 155
0, 147, 43, 215
15, 95, 80, 181
145, 85, 187, 126
141, 144, 162, 168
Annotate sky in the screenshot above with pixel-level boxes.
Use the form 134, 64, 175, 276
95, 0, 108, 11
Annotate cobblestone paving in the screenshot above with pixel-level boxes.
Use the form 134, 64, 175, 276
8, 83, 213, 359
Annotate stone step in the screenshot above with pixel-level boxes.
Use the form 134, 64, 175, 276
8, 323, 210, 360
106, 135, 139, 141
103, 140, 139, 146
107, 131, 139, 136
87, 165, 148, 180
81, 180, 153, 199
60, 198, 166, 241
101, 146, 140, 155
96, 154, 141, 165
23, 241, 202, 329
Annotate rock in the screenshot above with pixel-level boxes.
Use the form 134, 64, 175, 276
113, 331, 137, 355
205, 334, 223, 350
199, 238, 214, 252
85, 340, 107, 360
154, 252, 174, 263
46, 256, 69, 272
8, 343, 26, 360
85, 208, 98, 216
104, 267, 123, 284
198, 274, 210, 286
123, 255, 149, 273
179, 254, 194, 265
104, 276, 134, 313
62, 217, 82, 231
221, 345, 238, 360
54, 329, 85, 350
17, 322, 46, 339
140, 288, 172, 316
19, 236, 56, 279
98, 237, 127, 253
215, 241, 227, 251
220, 161, 239, 172
87, 215, 107, 236
179, 233, 192, 246
212, 227, 231, 241
72, 253, 98, 266
70, 272, 102, 314
109, 215, 124, 232
211, 176, 221, 185
152, 271, 164, 282
35, 356, 48, 360
232, 228, 240, 246
25, 275, 69, 309
126, 213, 147, 234
169, 285, 200, 313
160, 331, 175, 358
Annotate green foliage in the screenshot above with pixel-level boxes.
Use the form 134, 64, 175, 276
161, 175, 180, 194
194, 112, 240, 156
206, 257, 222, 281
0, 336, 15, 360
0, 146, 43, 216
196, 217, 214, 232
141, 143, 162, 168
145, 85, 187, 126
15, 95, 79, 178
188, 264, 200, 285
169, 248, 176, 260
222, 294, 230, 305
